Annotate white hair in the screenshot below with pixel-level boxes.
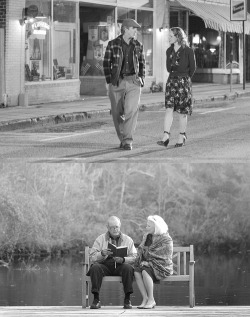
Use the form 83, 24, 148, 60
147, 215, 168, 235
107, 216, 121, 226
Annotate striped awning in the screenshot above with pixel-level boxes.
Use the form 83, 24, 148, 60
177, 0, 250, 34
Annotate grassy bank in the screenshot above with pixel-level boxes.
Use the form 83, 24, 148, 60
1, 163, 250, 262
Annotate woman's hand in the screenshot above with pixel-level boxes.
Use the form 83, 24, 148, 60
140, 261, 150, 267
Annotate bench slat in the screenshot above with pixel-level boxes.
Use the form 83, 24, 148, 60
84, 275, 190, 282
177, 252, 180, 275
184, 252, 187, 275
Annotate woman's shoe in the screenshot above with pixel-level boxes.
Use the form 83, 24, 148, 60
143, 301, 156, 309
137, 298, 148, 309
157, 131, 170, 147
175, 132, 187, 147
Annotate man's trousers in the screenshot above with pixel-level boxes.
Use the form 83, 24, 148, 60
109, 76, 141, 146
87, 262, 134, 295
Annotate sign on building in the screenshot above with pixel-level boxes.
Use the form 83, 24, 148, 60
230, 0, 247, 20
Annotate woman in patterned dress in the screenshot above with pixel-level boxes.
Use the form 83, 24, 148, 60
157, 27, 196, 147
134, 215, 173, 309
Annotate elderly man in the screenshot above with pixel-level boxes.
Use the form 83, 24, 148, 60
103, 19, 145, 150
86, 216, 137, 309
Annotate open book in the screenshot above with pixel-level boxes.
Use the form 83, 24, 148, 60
108, 242, 128, 258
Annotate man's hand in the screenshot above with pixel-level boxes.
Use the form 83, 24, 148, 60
140, 261, 150, 267
101, 249, 113, 257
114, 257, 124, 264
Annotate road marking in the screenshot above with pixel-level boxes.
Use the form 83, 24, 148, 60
199, 107, 236, 115
40, 130, 102, 142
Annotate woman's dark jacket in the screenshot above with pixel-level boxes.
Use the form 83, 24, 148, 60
166, 44, 196, 78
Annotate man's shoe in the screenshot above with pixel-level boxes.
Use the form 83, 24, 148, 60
90, 299, 101, 309
123, 299, 132, 309
123, 144, 132, 150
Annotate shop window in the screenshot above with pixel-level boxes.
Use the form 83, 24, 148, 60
53, 1, 77, 80
137, 10, 153, 76
25, 0, 77, 82
170, 10, 187, 31
80, 5, 115, 77
189, 16, 221, 68
25, 0, 52, 82
226, 33, 239, 67
79, 3, 153, 78
117, 7, 136, 23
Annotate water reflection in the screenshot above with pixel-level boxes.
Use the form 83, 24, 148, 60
0, 253, 249, 306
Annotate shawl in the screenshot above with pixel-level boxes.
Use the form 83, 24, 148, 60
135, 232, 173, 280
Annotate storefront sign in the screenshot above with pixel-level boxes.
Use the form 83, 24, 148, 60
32, 21, 50, 30
230, 0, 247, 20
32, 21, 50, 36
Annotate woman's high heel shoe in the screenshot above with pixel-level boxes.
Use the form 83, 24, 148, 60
175, 132, 187, 147
157, 131, 170, 147
143, 301, 156, 309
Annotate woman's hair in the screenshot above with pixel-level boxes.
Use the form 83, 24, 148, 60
147, 215, 168, 235
170, 27, 189, 47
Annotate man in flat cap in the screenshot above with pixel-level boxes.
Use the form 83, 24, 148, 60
103, 19, 145, 150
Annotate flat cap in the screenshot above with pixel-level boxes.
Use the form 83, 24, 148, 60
122, 18, 141, 29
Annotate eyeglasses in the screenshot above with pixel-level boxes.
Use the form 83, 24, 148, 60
109, 226, 120, 230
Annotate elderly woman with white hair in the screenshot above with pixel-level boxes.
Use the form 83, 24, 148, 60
134, 215, 173, 309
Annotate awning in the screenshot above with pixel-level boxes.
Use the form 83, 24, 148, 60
177, 0, 250, 34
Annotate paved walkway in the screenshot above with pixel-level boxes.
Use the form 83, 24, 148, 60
1, 306, 250, 317
0, 82, 250, 131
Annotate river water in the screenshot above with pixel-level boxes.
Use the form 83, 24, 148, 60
0, 253, 249, 307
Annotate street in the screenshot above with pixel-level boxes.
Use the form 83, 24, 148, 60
0, 97, 250, 162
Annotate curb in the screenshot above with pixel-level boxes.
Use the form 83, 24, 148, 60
0, 91, 249, 132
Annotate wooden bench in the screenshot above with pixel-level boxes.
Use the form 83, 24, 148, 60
82, 245, 195, 308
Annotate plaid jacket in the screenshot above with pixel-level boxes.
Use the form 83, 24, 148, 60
103, 35, 145, 87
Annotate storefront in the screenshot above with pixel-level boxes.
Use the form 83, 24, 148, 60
79, 1, 155, 95
170, 0, 250, 84
5, 0, 168, 106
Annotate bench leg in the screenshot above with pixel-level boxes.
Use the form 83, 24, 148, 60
82, 278, 90, 308
189, 263, 195, 308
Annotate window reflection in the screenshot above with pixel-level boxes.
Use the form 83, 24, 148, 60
80, 5, 115, 77
53, 1, 77, 80
25, 0, 51, 82
25, 0, 77, 82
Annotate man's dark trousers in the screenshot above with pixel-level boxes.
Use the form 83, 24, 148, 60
87, 262, 134, 295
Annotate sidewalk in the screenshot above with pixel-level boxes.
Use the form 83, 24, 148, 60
0, 82, 250, 131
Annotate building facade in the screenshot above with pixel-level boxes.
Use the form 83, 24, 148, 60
169, 0, 250, 84
2, 0, 169, 106
2, 0, 250, 106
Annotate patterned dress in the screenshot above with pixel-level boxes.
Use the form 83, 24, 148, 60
165, 45, 196, 115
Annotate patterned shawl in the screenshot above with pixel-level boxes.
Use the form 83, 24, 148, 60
135, 232, 173, 280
